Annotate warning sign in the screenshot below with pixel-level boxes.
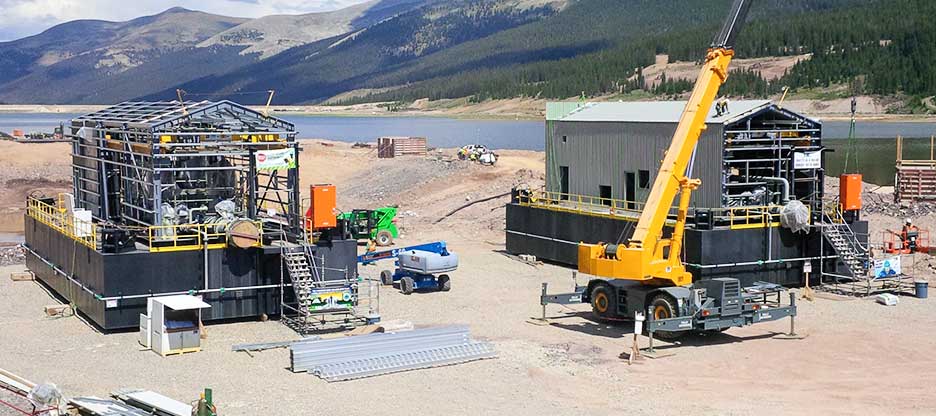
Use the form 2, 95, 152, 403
793, 151, 822, 169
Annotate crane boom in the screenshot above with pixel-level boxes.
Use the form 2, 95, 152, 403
578, 0, 752, 286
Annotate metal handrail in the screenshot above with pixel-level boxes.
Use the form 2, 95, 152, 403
822, 203, 869, 253
517, 190, 790, 229
29, 193, 266, 253
26, 196, 97, 249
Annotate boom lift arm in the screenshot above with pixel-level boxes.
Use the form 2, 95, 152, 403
578, 0, 753, 287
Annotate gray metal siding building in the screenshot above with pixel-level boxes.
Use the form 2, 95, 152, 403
547, 120, 724, 209
544, 100, 822, 210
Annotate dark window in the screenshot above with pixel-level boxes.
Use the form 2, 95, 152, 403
599, 185, 612, 206
561, 135, 568, 143
639, 170, 651, 189
559, 166, 569, 199
625, 172, 636, 210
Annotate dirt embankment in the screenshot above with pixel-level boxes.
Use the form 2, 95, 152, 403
0, 141, 72, 233
0, 140, 546, 237
299, 141, 545, 242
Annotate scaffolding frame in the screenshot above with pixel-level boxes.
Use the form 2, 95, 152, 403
723, 106, 824, 212
68, 100, 302, 247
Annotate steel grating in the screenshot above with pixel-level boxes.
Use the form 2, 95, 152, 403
290, 326, 496, 382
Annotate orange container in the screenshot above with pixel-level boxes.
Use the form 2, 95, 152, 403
840, 174, 862, 211
307, 184, 337, 229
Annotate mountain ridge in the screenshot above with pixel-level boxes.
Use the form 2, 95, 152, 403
0, 0, 932, 113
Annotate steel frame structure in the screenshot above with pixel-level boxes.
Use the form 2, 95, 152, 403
722, 106, 823, 212
69, 100, 301, 243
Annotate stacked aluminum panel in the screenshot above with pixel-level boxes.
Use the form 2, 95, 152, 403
290, 325, 495, 382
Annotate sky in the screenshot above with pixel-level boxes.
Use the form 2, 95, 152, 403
0, 0, 371, 41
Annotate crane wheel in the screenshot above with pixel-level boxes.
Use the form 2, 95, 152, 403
380, 270, 394, 286
649, 294, 685, 341
590, 284, 615, 319
375, 230, 393, 247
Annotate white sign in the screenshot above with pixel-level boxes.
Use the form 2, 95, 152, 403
803, 261, 812, 274
634, 312, 645, 335
255, 149, 296, 171
794, 151, 822, 169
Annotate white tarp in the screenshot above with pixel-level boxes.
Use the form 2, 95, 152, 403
256, 149, 296, 171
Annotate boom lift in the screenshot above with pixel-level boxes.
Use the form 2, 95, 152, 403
541, 0, 797, 339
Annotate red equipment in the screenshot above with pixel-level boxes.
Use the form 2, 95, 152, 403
883, 220, 929, 254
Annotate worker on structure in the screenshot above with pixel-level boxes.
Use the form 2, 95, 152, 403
902, 218, 919, 252
715, 97, 730, 116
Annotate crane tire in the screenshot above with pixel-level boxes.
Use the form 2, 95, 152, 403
649, 294, 686, 341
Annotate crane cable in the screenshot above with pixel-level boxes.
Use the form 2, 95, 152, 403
843, 97, 859, 174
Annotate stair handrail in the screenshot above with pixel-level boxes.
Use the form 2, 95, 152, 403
820, 202, 869, 277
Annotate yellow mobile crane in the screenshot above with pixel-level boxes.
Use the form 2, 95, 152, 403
541, 0, 797, 340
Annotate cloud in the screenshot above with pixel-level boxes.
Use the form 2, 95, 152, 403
0, 0, 371, 41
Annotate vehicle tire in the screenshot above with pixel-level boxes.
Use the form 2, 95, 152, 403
375, 230, 393, 247
590, 284, 616, 319
438, 274, 451, 292
649, 294, 685, 341
400, 277, 415, 295
380, 270, 394, 286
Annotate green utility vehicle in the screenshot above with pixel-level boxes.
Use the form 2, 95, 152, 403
338, 207, 400, 246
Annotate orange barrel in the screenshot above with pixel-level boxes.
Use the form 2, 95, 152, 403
840, 174, 862, 211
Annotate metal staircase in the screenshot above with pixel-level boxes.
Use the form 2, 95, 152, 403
821, 212, 869, 279
282, 245, 322, 312
278, 238, 380, 334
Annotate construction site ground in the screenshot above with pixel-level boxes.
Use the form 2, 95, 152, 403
1, 140, 935, 415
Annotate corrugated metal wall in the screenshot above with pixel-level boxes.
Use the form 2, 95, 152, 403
546, 121, 724, 209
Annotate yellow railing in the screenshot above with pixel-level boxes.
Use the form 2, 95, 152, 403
516, 190, 647, 221
146, 220, 263, 253
517, 190, 801, 230
26, 196, 98, 250
146, 224, 228, 253
721, 206, 784, 230
29, 194, 264, 253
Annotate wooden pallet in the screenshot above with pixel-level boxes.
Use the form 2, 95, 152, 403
160, 347, 201, 357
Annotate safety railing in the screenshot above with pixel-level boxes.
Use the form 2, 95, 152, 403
515, 190, 647, 220
707, 205, 795, 230
516, 190, 793, 229
882, 229, 929, 254
26, 196, 98, 250
146, 220, 262, 253
146, 224, 228, 253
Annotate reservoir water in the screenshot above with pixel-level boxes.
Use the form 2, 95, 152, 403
2, 112, 935, 185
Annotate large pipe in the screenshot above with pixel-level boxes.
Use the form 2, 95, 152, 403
763, 177, 790, 204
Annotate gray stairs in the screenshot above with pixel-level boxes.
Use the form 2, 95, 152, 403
282, 245, 321, 310
821, 213, 869, 278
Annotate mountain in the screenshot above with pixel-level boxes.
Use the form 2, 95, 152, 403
198, 0, 435, 58
146, 0, 568, 104
0, 0, 933, 109
0, 1, 432, 104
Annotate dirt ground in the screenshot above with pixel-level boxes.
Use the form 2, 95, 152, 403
2, 141, 936, 415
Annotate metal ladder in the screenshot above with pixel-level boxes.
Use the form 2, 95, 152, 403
821, 210, 869, 279
282, 245, 322, 311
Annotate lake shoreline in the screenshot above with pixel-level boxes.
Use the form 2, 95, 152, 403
2, 102, 935, 123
